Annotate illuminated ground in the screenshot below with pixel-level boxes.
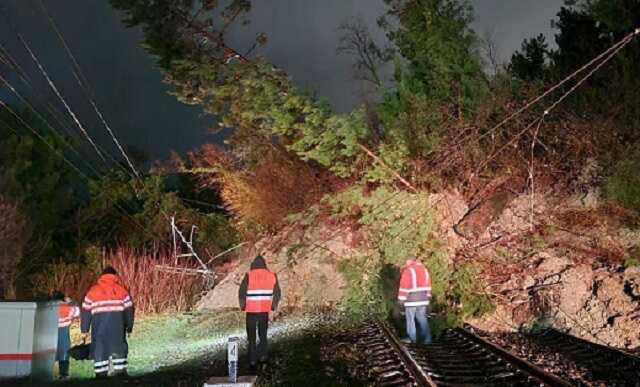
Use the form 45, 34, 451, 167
3, 312, 365, 387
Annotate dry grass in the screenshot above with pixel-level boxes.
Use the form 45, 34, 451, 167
109, 247, 205, 314
32, 246, 206, 314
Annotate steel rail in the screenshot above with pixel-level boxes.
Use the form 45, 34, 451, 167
378, 320, 437, 387
458, 326, 574, 387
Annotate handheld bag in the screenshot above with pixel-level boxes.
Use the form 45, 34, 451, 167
68, 343, 91, 360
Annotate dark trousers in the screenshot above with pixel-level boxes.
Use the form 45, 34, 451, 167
59, 361, 69, 377
56, 327, 71, 377
246, 313, 269, 365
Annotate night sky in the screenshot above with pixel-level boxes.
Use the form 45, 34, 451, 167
1, 0, 563, 161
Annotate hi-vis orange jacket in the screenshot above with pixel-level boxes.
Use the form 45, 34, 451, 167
58, 302, 80, 328
81, 274, 134, 362
398, 260, 432, 307
239, 256, 281, 313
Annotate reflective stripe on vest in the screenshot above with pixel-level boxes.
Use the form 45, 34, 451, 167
58, 304, 80, 328
246, 268, 276, 313
398, 262, 431, 303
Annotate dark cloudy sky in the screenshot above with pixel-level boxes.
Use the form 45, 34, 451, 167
1, 0, 563, 162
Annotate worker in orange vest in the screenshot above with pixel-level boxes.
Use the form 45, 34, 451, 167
52, 290, 80, 380
81, 267, 134, 378
238, 255, 281, 370
397, 256, 432, 344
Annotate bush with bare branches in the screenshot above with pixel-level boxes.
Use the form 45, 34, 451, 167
190, 144, 333, 233
32, 246, 205, 314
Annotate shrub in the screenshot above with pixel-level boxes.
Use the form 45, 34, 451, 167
108, 247, 206, 314
605, 145, 640, 213
333, 186, 493, 332
31, 261, 99, 302
190, 144, 331, 233
31, 246, 206, 314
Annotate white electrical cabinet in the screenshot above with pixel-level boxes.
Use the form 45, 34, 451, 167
0, 301, 58, 381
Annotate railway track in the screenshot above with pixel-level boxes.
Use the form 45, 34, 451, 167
357, 321, 572, 387
530, 328, 640, 386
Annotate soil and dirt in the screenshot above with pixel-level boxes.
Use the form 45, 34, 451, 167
197, 224, 358, 311
466, 188, 640, 349
202, 183, 640, 351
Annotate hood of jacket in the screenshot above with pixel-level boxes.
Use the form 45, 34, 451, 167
97, 273, 122, 286
96, 274, 129, 297
250, 255, 267, 270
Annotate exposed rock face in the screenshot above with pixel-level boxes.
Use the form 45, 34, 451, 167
471, 255, 640, 348
199, 190, 469, 312
197, 226, 357, 311
461, 176, 640, 350
428, 190, 468, 255
454, 177, 521, 239
200, 183, 640, 350
553, 266, 640, 348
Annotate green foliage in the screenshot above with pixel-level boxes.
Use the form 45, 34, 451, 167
526, 317, 554, 334
176, 58, 372, 177
109, 0, 251, 71
381, 0, 488, 114
605, 145, 640, 212
338, 256, 396, 320
112, 1, 373, 181
509, 1, 640, 136
624, 256, 640, 268
0, 109, 81, 283
373, 0, 488, 173
78, 171, 236, 253
509, 34, 550, 81
333, 186, 493, 330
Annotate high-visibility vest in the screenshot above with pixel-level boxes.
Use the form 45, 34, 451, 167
58, 303, 80, 328
398, 261, 432, 307
82, 274, 133, 315
245, 268, 276, 313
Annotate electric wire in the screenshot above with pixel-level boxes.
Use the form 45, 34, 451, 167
0, 40, 135, 178
36, 0, 141, 178
17, 33, 108, 164
448, 28, 640, 152
0, 73, 104, 173
0, 100, 168, 246
384, 27, 639, 244
0, 42, 33, 86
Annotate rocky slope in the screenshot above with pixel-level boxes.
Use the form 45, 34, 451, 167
200, 186, 640, 349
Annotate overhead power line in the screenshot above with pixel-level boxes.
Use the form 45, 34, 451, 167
36, 0, 141, 178
17, 34, 108, 164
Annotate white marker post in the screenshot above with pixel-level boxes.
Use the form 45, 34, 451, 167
203, 335, 256, 387
227, 335, 239, 383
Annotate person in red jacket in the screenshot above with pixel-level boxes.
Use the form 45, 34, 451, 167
52, 291, 79, 380
397, 256, 432, 344
81, 267, 134, 378
238, 255, 281, 370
